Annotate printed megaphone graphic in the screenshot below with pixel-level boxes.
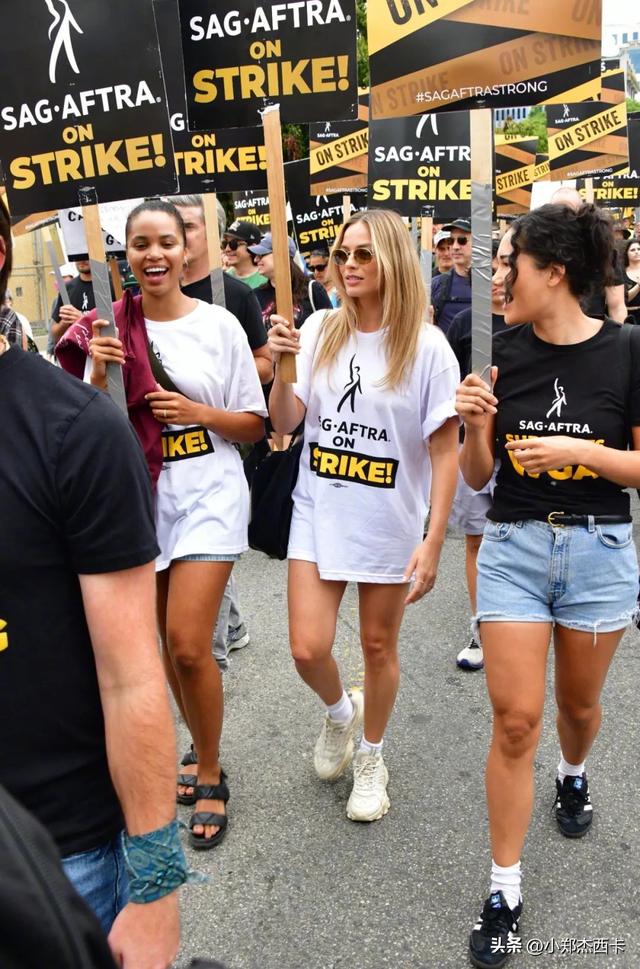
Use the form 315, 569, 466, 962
45, 0, 83, 84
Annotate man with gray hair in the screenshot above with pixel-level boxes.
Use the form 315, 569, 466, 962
173, 195, 272, 674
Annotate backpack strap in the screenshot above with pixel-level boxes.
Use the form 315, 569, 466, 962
433, 270, 454, 323
147, 338, 182, 394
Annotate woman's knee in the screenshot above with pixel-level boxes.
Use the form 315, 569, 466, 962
557, 695, 600, 728
361, 631, 398, 672
167, 632, 211, 673
290, 634, 333, 669
493, 708, 541, 757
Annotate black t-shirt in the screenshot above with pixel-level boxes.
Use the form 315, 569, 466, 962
0, 349, 159, 856
254, 280, 332, 329
489, 320, 640, 522
181, 274, 268, 350
581, 252, 625, 320
52, 275, 114, 321
447, 309, 510, 380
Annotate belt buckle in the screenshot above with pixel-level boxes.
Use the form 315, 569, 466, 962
548, 511, 565, 527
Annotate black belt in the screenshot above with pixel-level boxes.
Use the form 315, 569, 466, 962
546, 512, 631, 527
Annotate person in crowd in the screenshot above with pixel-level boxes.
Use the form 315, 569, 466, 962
251, 233, 332, 330
622, 236, 640, 325
634, 221, 640, 241
431, 218, 472, 334
550, 188, 626, 322
50, 257, 115, 346
308, 248, 340, 307
174, 193, 273, 671
57, 200, 267, 851
267, 209, 459, 822
222, 220, 268, 289
433, 230, 453, 276
446, 239, 509, 672
456, 204, 640, 968
0, 194, 183, 966
0, 200, 25, 348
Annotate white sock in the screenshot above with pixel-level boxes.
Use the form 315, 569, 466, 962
490, 860, 522, 913
557, 754, 586, 784
359, 736, 383, 755
326, 690, 353, 724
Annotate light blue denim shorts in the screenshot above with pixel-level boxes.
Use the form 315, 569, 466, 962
475, 518, 638, 640
174, 553, 241, 562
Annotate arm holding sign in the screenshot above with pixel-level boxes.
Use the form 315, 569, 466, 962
267, 315, 306, 434
456, 368, 497, 492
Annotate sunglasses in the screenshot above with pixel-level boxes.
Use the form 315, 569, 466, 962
221, 238, 246, 251
451, 236, 469, 246
310, 263, 328, 273
333, 246, 375, 266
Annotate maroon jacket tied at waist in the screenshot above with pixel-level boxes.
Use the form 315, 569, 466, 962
56, 290, 163, 487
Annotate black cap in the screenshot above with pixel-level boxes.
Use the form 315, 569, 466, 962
224, 220, 262, 246
442, 218, 471, 233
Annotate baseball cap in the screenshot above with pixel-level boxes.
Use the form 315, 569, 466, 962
224, 220, 262, 246
249, 232, 297, 259
433, 230, 451, 247
443, 218, 471, 233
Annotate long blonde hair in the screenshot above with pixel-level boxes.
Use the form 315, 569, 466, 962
314, 209, 426, 390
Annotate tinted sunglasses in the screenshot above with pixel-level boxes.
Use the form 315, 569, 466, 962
333, 246, 375, 266
451, 235, 469, 246
310, 263, 328, 273
221, 238, 246, 251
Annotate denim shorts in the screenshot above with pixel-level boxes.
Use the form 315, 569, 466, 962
61, 833, 129, 935
174, 553, 241, 562
475, 518, 638, 641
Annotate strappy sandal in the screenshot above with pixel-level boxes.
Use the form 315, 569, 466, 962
177, 746, 199, 806
189, 773, 229, 850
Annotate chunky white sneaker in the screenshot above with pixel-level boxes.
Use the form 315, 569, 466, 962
347, 750, 390, 822
456, 638, 484, 671
313, 689, 364, 781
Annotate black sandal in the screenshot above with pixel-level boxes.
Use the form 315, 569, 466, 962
189, 773, 229, 850
177, 746, 199, 806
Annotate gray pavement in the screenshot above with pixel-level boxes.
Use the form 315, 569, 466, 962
174, 502, 640, 969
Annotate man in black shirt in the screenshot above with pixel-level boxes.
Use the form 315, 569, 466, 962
0, 196, 182, 967
50, 258, 116, 347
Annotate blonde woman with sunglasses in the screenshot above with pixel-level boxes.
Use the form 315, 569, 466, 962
268, 209, 460, 821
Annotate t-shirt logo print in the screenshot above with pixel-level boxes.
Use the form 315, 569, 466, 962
336, 354, 363, 414
45, 0, 83, 84
546, 377, 567, 419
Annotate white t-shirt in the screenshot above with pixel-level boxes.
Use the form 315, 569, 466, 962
145, 300, 267, 569
289, 311, 459, 582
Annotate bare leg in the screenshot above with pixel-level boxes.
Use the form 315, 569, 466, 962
465, 533, 483, 615
357, 582, 408, 743
288, 559, 346, 704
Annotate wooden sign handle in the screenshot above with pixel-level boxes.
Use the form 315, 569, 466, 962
263, 105, 296, 384
109, 257, 123, 300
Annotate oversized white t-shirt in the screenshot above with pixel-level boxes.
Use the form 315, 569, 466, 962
145, 300, 267, 569
289, 311, 459, 582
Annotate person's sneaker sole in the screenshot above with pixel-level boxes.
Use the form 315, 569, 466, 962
346, 766, 390, 822
228, 632, 250, 651
457, 656, 484, 671
314, 689, 364, 781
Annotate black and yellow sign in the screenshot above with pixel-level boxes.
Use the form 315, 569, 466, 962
285, 157, 367, 256
547, 101, 629, 181
156, 0, 267, 193
0, 0, 177, 216
534, 153, 551, 182
629, 113, 640, 175
576, 174, 640, 207
309, 89, 369, 194
367, 0, 602, 119
600, 58, 626, 106
494, 135, 537, 216
161, 426, 214, 462
368, 111, 470, 219
232, 192, 271, 230
310, 444, 398, 488
177, 0, 358, 129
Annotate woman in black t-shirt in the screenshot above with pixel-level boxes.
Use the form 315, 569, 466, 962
249, 232, 331, 330
456, 203, 640, 969
623, 237, 640, 325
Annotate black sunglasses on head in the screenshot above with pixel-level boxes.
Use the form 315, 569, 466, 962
221, 238, 246, 251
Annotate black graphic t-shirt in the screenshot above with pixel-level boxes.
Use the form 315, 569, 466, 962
489, 321, 640, 522
0, 349, 159, 856
52, 275, 115, 323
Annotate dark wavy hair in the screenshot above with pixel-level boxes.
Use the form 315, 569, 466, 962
507, 203, 615, 303
623, 236, 640, 268
0, 196, 12, 301
125, 199, 187, 246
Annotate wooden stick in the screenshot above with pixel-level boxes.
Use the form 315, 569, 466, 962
420, 213, 433, 301
584, 178, 595, 203
109, 257, 123, 300
342, 194, 351, 225
470, 109, 494, 377
263, 105, 296, 383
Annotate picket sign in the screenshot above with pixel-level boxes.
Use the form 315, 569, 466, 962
470, 109, 493, 378
202, 192, 226, 309
109, 259, 123, 301
78, 189, 127, 415
263, 105, 296, 384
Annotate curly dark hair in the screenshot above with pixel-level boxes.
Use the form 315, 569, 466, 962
0, 196, 12, 302
507, 203, 615, 303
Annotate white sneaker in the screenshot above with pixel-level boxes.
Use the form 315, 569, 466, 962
313, 689, 364, 781
456, 638, 484, 671
347, 750, 390, 822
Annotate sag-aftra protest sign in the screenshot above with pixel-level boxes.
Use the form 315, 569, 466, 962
367, 112, 470, 219
494, 134, 537, 216
576, 174, 640, 206
0, 0, 177, 215
156, 0, 267, 192
367, 0, 602, 119
309, 89, 369, 194
285, 157, 366, 254
177, 0, 359, 129
547, 100, 628, 180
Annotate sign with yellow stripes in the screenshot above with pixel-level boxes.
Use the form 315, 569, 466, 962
547, 101, 629, 180
367, 0, 602, 119
494, 135, 537, 215
534, 153, 551, 182
600, 58, 626, 106
309, 89, 369, 194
